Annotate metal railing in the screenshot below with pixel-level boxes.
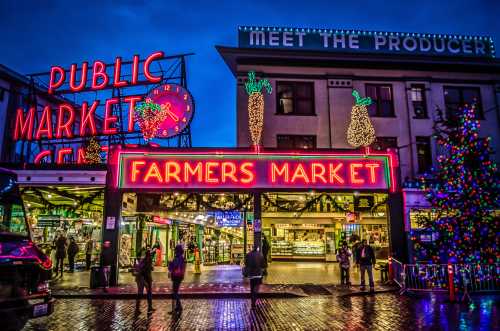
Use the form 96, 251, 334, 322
389, 261, 499, 301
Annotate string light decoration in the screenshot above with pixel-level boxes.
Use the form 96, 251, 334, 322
84, 137, 101, 164
135, 98, 169, 141
412, 105, 499, 265
245, 71, 272, 147
347, 90, 376, 148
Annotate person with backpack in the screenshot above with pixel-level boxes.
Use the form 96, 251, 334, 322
54, 233, 67, 277
336, 241, 351, 287
244, 246, 265, 309
135, 248, 154, 312
67, 237, 79, 272
356, 239, 376, 292
168, 244, 186, 314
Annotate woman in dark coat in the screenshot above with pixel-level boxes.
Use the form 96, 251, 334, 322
168, 245, 186, 314
67, 237, 79, 272
136, 249, 154, 312
54, 234, 67, 277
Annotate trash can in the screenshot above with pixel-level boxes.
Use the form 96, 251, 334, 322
90, 266, 101, 289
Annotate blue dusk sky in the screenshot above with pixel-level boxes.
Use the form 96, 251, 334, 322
0, 0, 499, 147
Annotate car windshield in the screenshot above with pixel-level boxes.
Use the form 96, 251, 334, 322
0, 173, 29, 237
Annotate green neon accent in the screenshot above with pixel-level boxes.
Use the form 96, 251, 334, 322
245, 71, 272, 95
352, 90, 372, 106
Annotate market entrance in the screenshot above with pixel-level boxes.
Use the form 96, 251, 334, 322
118, 192, 254, 280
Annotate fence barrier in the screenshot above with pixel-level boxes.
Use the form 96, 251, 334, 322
390, 261, 499, 301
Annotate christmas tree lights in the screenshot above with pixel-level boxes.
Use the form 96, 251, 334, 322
245, 71, 272, 147
84, 137, 101, 164
412, 105, 499, 264
135, 98, 169, 141
347, 90, 376, 148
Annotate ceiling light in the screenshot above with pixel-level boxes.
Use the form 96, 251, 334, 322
47, 194, 52, 199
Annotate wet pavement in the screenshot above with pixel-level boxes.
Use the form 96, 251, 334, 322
52, 262, 386, 290
21, 294, 499, 330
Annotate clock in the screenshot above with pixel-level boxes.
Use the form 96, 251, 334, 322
146, 83, 194, 139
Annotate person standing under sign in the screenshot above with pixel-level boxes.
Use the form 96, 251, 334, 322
67, 237, 79, 272
101, 241, 113, 292
336, 241, 351, 287
85, 237, 93, 270
54, 233, 67, 277
356, 239, 376, 292
168, 245, 186, 314
244, 246, 265, 309
135, 248, 154, 313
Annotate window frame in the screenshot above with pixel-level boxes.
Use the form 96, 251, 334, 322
416, 136, 433, 174
276, 81, 316, 116
443, 86, 484, 121
410, 84, 428, 119
365, 84, 395, 118
276, 134, 317, 150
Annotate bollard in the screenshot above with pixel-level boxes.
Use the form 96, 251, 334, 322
447, 264, 455, 302
388, 256, 394, 281
194, 247, 201, 274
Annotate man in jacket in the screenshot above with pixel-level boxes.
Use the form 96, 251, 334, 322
67, 237, 79, 272
244, 247, 265, 309
54, 234, 67, 277
356, 239, 376, 292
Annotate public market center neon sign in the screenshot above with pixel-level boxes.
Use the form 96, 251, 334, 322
116, 150, 396, 191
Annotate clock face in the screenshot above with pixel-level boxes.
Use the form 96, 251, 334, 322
147, 84, 194, 138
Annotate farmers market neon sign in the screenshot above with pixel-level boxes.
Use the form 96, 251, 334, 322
115, 150, 397, 191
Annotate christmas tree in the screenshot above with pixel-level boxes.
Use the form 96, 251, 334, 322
85, 137, 102, 164
347, 90, 376, 148
413, 105, 499, 264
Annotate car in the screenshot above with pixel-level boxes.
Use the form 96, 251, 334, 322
0, 168, 54, 329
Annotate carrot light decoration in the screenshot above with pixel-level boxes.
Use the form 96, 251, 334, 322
347, 90, 376, 148
245, 71, 272, 147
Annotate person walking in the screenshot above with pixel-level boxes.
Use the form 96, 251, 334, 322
244, 246, 265, 309
54, 233, 67, 277
101, 241, 114, 292
356, 239, 376, 292
85, 237, 94, 270
135, 248, 154, 312
67, 237, 79, 272
168, 244, 186, 314
336, 241, 351, 287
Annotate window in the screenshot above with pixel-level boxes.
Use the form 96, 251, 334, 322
416, 136, 432, 174
371, 137, 398, 151
366, 84, 394, 117
277, 82, 315, 115
444, 86, 483, 122
410, 84, 428, 119
277, 135, 316, 149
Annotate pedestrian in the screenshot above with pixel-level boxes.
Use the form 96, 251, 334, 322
356, 239, 376, 292
85, 237, 94, 270
261, 235, 270, 276
168, 244, 186, 314
336, 241, 351, 287
67, 237, 79, 272
135, 248, 154, 312
244, 246, 265, 309
54, 233, 67, 277
101, 240, 114, 292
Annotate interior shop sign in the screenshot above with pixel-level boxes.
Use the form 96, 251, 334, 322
12, 51, 165, 164
238, 27, 495, 58
115, 151, 396, 191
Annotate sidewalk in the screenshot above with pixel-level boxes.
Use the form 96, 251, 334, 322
51, 262, 396, 298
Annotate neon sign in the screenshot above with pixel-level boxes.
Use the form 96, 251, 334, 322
115, 150, 397, 191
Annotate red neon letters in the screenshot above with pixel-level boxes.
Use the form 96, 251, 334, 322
120, 155, 390, 190
48, 51, 165, 94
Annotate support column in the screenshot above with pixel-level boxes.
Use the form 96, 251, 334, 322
195, 224, 204, 262
388, 192, 407, 263
253, 191, 262, 251
102, 187, 121, 286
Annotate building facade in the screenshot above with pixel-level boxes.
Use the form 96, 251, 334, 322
218, 26, 500, 262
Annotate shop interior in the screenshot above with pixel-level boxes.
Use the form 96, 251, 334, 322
119, 191, 390, 273
21, 185, 104, 274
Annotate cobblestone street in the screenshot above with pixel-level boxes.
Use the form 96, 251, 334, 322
20, 294, 499, 331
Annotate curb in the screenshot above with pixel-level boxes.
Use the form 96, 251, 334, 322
52, 291, 305, 299
338, 288, 399, 297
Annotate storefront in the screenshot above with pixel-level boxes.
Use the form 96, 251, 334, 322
102, 146, 403, 285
